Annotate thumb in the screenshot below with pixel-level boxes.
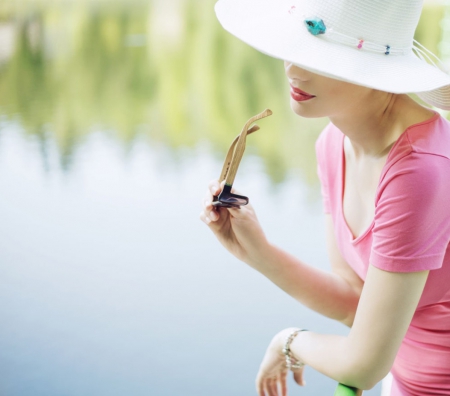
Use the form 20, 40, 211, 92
293, 367, 306, 386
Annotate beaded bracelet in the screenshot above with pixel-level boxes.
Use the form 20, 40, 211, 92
282, 328, 308, 370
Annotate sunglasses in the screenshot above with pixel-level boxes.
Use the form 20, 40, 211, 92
212, 109, 273, 209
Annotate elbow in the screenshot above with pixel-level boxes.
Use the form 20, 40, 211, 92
340, 314, 354, 328
340, 370, 387, 391
340, 310, 356, 328
352, 375, 383, 391
338, 356, 391, 390
362, 366, 391, 390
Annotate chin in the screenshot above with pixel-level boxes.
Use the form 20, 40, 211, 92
290, 98, 323, 118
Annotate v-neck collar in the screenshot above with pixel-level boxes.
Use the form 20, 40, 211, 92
338, 110, 440, 244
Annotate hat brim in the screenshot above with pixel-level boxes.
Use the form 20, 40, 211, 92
215, 0, 450, 110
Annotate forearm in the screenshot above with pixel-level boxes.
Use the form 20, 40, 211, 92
285, 330, 387, 390
277, 268, 429, 390
246, 243, 360, 325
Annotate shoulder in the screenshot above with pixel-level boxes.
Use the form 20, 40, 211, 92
379, 113, 450, 191
377, 151, 450, 212
371, 153, 450, 271
407, 112, 450, 159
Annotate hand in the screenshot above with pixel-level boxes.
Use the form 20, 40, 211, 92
256, 329, 306, 396
199, 179, 269, 264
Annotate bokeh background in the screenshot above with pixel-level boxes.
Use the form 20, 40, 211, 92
0, 1, 448, 395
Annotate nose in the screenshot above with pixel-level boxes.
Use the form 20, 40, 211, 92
284, 61, 312, 82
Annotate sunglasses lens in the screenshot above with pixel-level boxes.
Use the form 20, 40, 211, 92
212, 201, 240, 208
212, 197, 248, 208
212, 186, 249, 208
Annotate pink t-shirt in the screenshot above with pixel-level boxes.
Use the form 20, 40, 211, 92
315, 111, 450, 395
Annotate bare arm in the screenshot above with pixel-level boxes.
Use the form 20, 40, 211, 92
202, 181, 362, 325
248, 214, 362, 326
285, 265, 429, 389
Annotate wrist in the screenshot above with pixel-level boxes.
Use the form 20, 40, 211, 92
277, 327, 308, 370
244, 240, 276, 269
271, 328, 296, 356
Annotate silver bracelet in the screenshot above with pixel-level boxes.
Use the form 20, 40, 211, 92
282, 328, 308, 370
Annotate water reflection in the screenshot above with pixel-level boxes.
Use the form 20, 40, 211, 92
1, 1, 447, 186
0, 128, 373, 396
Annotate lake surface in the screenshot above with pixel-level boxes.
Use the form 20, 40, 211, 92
0, 1, 448, 395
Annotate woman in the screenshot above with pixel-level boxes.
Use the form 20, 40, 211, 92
199, 0, 450, 395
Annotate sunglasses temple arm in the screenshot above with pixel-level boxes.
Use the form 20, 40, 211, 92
224, 109, 273, 186
217, 125, 260, 183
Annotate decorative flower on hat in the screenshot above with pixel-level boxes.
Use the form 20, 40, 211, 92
304, 18, 326, 35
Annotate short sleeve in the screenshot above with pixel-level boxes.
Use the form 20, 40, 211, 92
315, 132, 331, 214
370, 153, 450, 272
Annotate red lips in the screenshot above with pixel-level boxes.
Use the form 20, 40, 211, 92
290, 84, 316, 102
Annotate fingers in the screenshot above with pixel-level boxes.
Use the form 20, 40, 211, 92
200, 180, 222, 225
208, 179, 226, 196
227, 206, 244, 217
293, 367, 306, 386
257, 379, 265, 396
200, 179, 249, 225
267, 378, 278, 396
256, 375, 287, 396
226, 204, 253, 220
280, 373, 288, 396
201, 198, 221, 224
199, 210, 212, 225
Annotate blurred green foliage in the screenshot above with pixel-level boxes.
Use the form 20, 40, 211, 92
0, 0, 448, 185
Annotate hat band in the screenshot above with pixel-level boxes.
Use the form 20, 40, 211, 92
312, 20, 448, 72
287, 8, 411, 56
412, 39, 449, 74
288, 6, 449, 74
315, 26, 410, 56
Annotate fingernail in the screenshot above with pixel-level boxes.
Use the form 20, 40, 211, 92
210, 211, 217, 220
205, 216, 211, 224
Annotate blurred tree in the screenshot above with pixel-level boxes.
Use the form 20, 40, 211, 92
0, 0, 447, 187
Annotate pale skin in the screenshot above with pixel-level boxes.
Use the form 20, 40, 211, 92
199, 61, 435, 395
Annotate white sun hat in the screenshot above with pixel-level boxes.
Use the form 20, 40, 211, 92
215, 0, 450, 110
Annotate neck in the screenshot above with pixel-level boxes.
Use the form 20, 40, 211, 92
329, 93, 420, 159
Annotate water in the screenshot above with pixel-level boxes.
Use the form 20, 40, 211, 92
0, 127, 352, 396
0, 1, 448, 395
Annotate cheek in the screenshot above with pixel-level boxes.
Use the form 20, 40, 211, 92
320, 83, 357, 110
324, 82, 347, 99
